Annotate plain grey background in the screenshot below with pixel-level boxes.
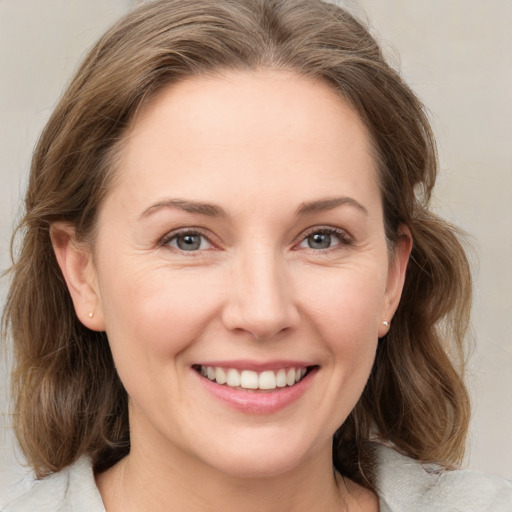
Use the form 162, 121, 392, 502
1, 0, 511, 494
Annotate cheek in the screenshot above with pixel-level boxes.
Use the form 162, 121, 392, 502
291, 266, 385, 434
97, 261, 223, 359
95, 264, 225, 414
299, 263, 387, 341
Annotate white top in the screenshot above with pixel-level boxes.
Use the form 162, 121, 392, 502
2, 444, 511, 511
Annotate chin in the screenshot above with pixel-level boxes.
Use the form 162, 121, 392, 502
189, 425, 329, 480
206, 447, 309, 479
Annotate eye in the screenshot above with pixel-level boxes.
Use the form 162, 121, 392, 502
162, 230, 213, 252
298, 228, 351, 250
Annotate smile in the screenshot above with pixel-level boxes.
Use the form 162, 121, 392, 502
194, 363, 318, 414
198, 365, 308, 391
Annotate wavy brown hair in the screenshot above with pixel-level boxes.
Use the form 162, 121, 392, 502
2, 0, 471, 485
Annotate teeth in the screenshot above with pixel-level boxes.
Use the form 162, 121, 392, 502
259, 370, 276, 390
215, 367, 227, 385
276, 369, 287, 388
200, 365, 309, 390
226, 368, 241, 387
240, 370, 259, 389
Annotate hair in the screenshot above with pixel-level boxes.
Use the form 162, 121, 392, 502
2, 0, 471, 486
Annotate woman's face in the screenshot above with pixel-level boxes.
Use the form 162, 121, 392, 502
73, 70, 409, 477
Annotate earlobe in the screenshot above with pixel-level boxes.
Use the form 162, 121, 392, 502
379, 226, 412, 338
50, 222, 105, 331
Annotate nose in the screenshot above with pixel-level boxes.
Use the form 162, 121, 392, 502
221, 247, 300, 340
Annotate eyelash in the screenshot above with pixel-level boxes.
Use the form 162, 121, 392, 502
159, 226, 353, 253
159, 228, 214, 253
295, 226, 354, 251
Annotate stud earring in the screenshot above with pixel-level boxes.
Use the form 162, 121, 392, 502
88, 312, 94, 319
382, 321, 389, 327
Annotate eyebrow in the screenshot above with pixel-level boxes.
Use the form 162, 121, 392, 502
139, 195, 367, 221
295, 197, 368, 216
138, 199, 227, 220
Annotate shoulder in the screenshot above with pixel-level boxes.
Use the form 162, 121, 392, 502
373, 443, 512, 512
0, 457, 105, 512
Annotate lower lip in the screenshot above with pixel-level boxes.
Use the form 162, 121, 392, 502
195, 368, 317, 415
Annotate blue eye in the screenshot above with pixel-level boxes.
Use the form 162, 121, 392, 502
308, 232, 333, 249
298, 228, 349, 250
165, 231, 212, 251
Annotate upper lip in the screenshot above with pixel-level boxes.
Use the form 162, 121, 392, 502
194, 360, 315, 371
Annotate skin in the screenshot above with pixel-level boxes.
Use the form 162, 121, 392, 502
52, 69, 411, 511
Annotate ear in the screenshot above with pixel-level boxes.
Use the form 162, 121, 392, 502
378, 225, 412, 338
50, 222, 105, 331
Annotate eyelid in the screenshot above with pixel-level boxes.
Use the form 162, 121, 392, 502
159, 227, 218, 251
157, 225, 353, 252
294, 225, 354, 250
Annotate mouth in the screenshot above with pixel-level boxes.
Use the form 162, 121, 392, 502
193, 364, 316, 392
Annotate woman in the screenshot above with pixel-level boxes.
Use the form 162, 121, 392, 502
2, 0, 511, 510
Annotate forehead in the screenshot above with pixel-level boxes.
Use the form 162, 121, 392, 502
128, 69, 372, 153
108, 69, 379, 216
